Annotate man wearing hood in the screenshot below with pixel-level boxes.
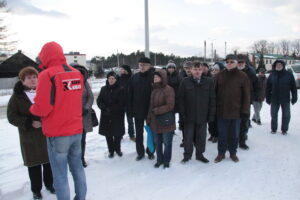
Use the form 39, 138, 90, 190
30, 42, 87, 200
266, 60, 297, 135
119, 65, 135, 141
178, 61, 216, 164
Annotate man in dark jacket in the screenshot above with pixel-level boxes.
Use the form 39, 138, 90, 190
178, 61, 216, 163
128, 57, 155, 161
252, 68, 267, 125
214, 54, 251, 163
201, 62, 212, 78
179, 60, 192, 80
119, 65, 135, 141
266, 60, 297, 134
237, 54, 258, 150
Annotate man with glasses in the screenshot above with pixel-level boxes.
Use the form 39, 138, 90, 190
128, 57, 155, 161
214, 54, 250, 163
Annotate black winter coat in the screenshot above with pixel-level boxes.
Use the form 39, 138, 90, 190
128, 68, 154, 119
97, 82, 125, 137
241, 65, 258, 102
167, 71, 181, 112
266, 69, 297, 104
119, 74, 132, 107
178, 76, 216, 124
254, 75, 267, 102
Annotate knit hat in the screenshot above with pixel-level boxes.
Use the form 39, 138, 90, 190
166, 62, 176, 69
213, 62, 225, 71
225, 54, 238, 61
120, 64, 132, 75
202, 62, 209, 68
138, 57, 151, 64
106, 71, 118, 79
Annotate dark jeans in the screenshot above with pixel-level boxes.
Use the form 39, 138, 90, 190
126, 111, 135, 138
208, 120, 218, 137
217, 119, 241, 155
239, 115, 249, 144
105, 136, 122, 153
153, 131, 174, 164
81, 132, 86, 161
183, 123, 207, 159
134, 118, 146, 156
28, 163, 53, 193
271, 102, 291, 132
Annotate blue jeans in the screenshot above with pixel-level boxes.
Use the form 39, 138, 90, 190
271, 102, 291, 132
47, 134, 87, 200
217, 119, 241, 155
153, 131, 174, 165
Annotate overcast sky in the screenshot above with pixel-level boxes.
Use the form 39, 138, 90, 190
6, 0, 300, 60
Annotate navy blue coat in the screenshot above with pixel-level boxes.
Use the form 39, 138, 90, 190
266, 62, 297, 104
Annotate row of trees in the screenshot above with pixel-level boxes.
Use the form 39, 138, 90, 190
91, 51, 206, 77
251, 39, 300, 57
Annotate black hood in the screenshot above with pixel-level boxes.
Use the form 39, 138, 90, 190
13, 81, 29, 97
272, 60, 286, 70
72, 65, 89, 81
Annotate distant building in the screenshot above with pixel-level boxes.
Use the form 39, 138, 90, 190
65, 52, 86, 67
249, 53, 298, 71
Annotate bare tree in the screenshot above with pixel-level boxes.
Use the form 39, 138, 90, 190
251, 40, 268, 54
291, 39, 300, 57
279, 39, 291, 56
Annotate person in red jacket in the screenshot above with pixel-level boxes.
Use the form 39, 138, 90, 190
30, 41, 87, 200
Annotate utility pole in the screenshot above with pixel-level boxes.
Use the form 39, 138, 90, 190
117, 49, 120, 67
144, 0, 150, 58
204, 40, 206, 62
211, 42, 214, 62
225, 41, 227, 57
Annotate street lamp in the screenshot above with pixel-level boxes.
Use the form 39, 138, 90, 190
145, 0, 150, 58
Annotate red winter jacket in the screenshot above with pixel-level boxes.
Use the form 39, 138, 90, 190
30, 42, 84, 137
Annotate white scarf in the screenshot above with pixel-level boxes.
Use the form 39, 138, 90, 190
25, 90, 36, 104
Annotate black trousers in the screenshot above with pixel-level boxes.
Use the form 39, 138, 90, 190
183, 123, 207, 159
106, 136, 122, 153
134, 118, 146, 157
208, 120, 218, 137
28, 163, 53, 193
239, 116, 249, 144
81, 132, 86, 161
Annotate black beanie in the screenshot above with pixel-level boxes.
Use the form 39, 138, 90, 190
138, 57, 151, 64
121, 65, 132, 75
106, 71, 117, 79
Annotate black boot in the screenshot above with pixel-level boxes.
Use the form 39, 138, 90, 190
46, 186, 56, 194
108, 152, 114, 158
33, 192, 42, 199
239, 142, 249, 150
196, 154, 209, 163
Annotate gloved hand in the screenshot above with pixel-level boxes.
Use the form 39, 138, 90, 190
266, 99, 271, 105
291, 98, 297, 105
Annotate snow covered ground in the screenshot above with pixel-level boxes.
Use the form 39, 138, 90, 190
0, 88, 299, 200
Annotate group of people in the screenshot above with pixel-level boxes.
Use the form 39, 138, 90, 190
7, 41, 298, 200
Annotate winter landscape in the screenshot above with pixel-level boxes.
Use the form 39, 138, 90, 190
0, 79, 299, 200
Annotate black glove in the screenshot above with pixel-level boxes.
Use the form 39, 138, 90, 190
240, 113, 250, 119
266, 99, 271, 105
291, 98, 297, 105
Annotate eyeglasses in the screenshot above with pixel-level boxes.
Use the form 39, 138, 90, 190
226, 61, 235, 64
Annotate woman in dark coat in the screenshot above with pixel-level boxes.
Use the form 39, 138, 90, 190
72, 64, 94, 167
97, 71, 125, 158
147, 69, 176, 169
7, 67, 54, 200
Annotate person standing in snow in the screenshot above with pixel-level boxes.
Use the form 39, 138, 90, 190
166, 61, 181, 113
30, 42, 87, 200
97, 72, 125, 158
207, 62, 225, 143
252, 68, 267, 125
201, 62, 213, 78
71, 64, 94, 168
178, 61, 216, 164
128, 57, 155, 161
214, 54, 250, 163
7, 66, 55, 200
147, 69, 176, 169
236, 54, 258, 150
266, 60, 298, 135
119, 64, 136, 141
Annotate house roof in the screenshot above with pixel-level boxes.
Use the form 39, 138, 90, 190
0, 51, 38, 78
253, 53, 296, 60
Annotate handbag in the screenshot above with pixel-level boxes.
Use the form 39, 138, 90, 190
91, 108, 99, 127
155, 111, 175, 127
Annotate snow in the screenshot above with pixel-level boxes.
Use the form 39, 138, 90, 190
1, 90, 300, 200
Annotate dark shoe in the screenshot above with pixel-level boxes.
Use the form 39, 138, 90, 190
154, 162, 162, 168
33, 192, 42, 199
196, 155, 209, 163
282, 131, 287, 135
116, 151, 123, 157
82, 160, 87, 168
46, 186, 55, 194
136, 155, 145, 161
180, 142, 184, 148
212, 137, 218, 143
239, 143, 249, 150
230, 154, 239, 162
251, 118, 257, 123
148, 154, 155, 160
208, 136, 213, 141
214, 154, 225, 163
130, 136, 136, 142
181, 158, 190, 164
108, 152, 114, 158
257, 120, 262, 125
163, 163, 170, 169
271, 130, 276, 134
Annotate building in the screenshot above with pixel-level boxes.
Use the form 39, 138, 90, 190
64, 52, 86, 66
249, 53, 298, 71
